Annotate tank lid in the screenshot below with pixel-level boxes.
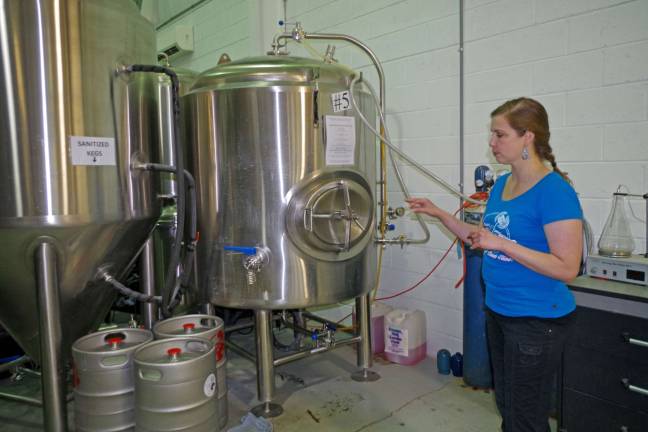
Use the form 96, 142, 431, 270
189, 55, 357, 92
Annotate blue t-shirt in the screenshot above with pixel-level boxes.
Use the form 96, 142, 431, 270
482, 171, 582, 318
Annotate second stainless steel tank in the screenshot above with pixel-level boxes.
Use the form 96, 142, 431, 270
185, 56, 377, 309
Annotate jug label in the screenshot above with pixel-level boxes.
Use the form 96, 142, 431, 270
325, 115, 356, 165
385, 327, 409, 355
203, 373, 216, 398
70, 136, 116, 166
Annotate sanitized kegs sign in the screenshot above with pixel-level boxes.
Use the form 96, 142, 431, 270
69, 136, 116, 166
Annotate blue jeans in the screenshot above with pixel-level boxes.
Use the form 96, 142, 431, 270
486, 308, 575, 432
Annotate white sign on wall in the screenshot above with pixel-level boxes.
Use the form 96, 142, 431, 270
69, 136, 116, 166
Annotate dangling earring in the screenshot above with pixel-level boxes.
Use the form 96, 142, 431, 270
521, 147, 529, 160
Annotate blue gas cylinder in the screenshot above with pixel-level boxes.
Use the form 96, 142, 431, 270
463, 247, 493, 388
436, 349, 451, 375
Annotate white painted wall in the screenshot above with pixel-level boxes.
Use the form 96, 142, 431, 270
154, 0, 648, 356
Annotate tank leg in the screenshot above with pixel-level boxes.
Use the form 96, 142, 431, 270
35, 242, 68, 432
202, 302, 216, 316
140, 238, 157, 330
251, 309, 283, 418
351, 294, 380, 382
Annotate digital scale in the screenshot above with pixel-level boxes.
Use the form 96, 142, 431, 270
586, 254, 648, 286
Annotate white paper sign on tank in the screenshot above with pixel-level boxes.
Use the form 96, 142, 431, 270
325, 115, 356, 166
70, 136, 116, 165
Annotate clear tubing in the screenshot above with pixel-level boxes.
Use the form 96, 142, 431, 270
349, 75, 485, 206
298, 39, 326, 61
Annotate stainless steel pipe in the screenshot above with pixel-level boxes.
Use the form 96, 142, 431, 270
274, 336, 362, 367
36, 242, 68, 432
0, 391, 43, 407
252, 310, 283, 418
356, 295, 372, 370
254, 310, 275, 403
140, 238, 156, 329
351, 294, 380, 382
0, 355, 30, 373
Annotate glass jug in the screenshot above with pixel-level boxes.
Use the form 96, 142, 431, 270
598, 186, 635, 257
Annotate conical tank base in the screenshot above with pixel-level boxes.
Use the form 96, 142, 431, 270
0, 218, 154, 362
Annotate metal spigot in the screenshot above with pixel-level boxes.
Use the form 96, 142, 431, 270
243, 247, 271, 286
387, 206, 406, 220
311, 323, 336, 348
223, 245, 271, 286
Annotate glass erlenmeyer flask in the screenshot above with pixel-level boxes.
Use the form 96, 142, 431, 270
598, 186, 635, 257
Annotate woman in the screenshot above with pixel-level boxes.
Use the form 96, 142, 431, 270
407, 97, 582, 432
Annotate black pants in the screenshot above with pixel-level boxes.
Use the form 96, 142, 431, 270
486, 308, 575, 432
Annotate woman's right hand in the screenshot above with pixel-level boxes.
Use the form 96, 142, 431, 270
405, 197, 443, 218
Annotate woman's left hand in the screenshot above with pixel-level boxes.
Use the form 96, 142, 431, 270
466, 227, 504, 251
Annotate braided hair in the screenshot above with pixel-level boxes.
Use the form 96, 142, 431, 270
491, 97, 571, 183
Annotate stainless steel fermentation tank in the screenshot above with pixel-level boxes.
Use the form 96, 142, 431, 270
0, 1, 161, 430
185, 56, 379, 416
186, 56, 377, 308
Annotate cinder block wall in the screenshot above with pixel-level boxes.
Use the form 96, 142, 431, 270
155, 0, 254, 72
155, 0, 648, 356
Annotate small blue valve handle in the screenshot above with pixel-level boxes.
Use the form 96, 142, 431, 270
223, 246, 257, 256
387, 223, 396, 231
311, 330, 318, 341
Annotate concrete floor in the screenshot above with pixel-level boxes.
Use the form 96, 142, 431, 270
225, 342, 503, 432
0, 331, 557, 431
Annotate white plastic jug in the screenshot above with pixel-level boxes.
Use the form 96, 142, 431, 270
384, 309, 427, 365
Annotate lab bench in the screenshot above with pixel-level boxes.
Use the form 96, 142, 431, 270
560, 276, 648, 432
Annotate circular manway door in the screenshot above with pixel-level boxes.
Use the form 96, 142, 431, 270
287, 173, 374, 261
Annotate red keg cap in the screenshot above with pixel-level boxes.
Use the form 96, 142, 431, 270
106, 337, 123, 347
167, 347, 182, 357
183, 323, 195, 331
